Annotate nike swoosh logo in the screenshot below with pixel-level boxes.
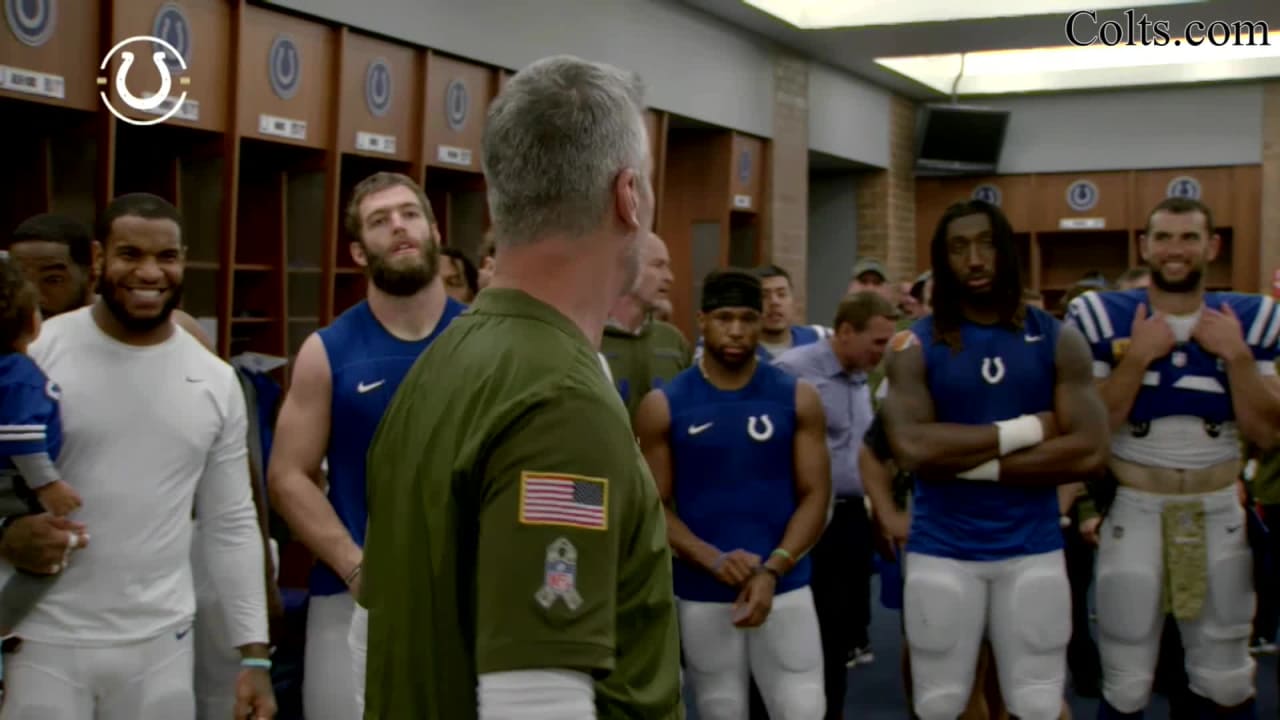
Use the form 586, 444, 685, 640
176, 626, 192, 640
688, 422, 713, 435
1025, 335, 1043, 342
185, 376, 203, 383
357, 380, 386, 393
1226, 524, 1242, 533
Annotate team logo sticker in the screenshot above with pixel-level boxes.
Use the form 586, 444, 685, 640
971, 183, 1001, 206
6, 0, 55, 47
365, 58, 391, 117
151, 2, 191, 74
1066, 180, 1099, 212
445, 78, 468, 131
535, 537, 582, 611
1166, 176, 1201, 200
268, 33, 300, 100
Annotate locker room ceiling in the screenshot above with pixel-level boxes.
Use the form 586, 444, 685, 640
679, 0, 1280, 99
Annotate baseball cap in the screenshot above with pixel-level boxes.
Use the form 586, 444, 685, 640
850, 257, 888, 281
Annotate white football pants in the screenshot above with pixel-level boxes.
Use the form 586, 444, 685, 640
304, 592, 361, 720
903, 549, 1071, 720
0, 630, 194, 719
1095, 485, 1256, 712
677, 585, 825, 720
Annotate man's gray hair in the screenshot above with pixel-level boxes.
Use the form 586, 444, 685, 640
482, 55, 648, 248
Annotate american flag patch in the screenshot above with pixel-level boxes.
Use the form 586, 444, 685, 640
518, 472, 608, 531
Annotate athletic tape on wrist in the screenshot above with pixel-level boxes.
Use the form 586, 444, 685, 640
995, 414, 1044, 456
957, 459, 1000, 482
241, 658, 272, 670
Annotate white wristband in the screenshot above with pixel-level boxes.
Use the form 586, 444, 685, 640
957, 459, 1000, 482
1243, 459, 1258, 482
995, 415, 1045, 456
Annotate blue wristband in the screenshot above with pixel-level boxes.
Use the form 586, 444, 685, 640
241, 658, 272, 671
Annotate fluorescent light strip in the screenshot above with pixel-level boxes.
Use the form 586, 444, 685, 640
743, 0, 1205, 29
876, 31, 1280, 94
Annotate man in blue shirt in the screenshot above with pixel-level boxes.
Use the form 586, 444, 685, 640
774, 291, 899, 719
883, 199, 1109, 720
636, 269, 831, 720
694, 264, 829, 364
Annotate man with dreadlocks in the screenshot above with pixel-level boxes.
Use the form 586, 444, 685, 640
882, 200, 1110, 720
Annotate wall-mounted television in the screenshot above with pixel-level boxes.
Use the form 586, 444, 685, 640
914, 103, 1010, 177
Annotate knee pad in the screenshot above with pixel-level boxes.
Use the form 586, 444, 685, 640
1188, 663, 1256, 709
1094, 565, 1161, 643
772, 682, 826, 720
913, 688, 971, 720
1011, 565, 1072, 653
1007, 686, 1066, 720
903, 563, 968, 654
695, 692, 747, 720
1102, 675, 1156, 715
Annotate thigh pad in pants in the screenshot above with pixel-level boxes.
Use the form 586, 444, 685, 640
1205, 543, 1254, 638
1095, 551, 1161, 644
904, 561, 969, 654
1008, 563, 1072, 653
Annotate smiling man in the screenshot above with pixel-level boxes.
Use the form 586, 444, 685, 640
4, 193, 275, 720
267, 172, 465, 720
1066, 197, 1280, 719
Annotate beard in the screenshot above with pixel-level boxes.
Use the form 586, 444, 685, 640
367, 243, 439, 297
704, 341, 755, 370
1150, 265, 1203, 293
96, 274, 184, 333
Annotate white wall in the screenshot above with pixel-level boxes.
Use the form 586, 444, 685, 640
985, 83, 1263, 173
809, 63, 891, 168
265, 0, 778, 138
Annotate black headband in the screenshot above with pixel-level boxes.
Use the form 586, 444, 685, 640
701, 270, 763, 312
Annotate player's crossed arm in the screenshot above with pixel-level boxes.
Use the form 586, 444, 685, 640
996, 325, 1109, 486
882, 336, 1042, 475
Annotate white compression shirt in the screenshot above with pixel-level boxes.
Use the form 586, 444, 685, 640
3, 307, 268, 647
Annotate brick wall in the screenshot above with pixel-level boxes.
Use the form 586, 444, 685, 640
1261, 82, 1280, 295
855, 95, 920, 284
769, 53, 810, 317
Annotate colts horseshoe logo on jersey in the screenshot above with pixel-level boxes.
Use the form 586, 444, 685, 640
747, 414, 774, 442
981, 357, 1005, 385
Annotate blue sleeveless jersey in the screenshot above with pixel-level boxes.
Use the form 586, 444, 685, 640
311, 298, 465, 596
906, 306, 1065, 561
663, 362, 810, 602
1066, 290, 1280, 425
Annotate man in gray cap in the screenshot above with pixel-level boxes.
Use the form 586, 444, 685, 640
847, 257, 895, 304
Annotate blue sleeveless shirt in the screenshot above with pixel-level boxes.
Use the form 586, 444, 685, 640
664, 361, 810, 602
906, 306, 1065, 561
311, 297, 465, 596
